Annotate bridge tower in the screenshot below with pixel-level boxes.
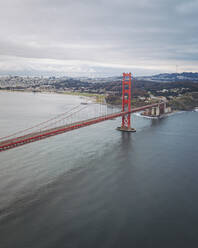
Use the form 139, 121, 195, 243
117, 73, 136, 132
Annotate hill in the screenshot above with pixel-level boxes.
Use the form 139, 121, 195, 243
137, 72, 198, 83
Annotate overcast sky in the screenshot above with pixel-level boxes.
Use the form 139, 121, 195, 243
0, 0, 198, 77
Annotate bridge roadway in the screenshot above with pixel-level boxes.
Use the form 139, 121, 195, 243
0, 103, 161, 152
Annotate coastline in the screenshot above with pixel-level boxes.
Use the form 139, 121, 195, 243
0, 89, 105, 104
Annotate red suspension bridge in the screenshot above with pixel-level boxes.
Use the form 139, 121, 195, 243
0, 73, 166, 152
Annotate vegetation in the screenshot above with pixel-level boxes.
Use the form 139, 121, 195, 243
105, 95, 159, 108
169, 93, 198, 110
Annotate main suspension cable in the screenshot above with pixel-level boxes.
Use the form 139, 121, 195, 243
0, 104, 82, 141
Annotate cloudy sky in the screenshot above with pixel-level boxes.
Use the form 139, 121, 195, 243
0, 0, 198, 77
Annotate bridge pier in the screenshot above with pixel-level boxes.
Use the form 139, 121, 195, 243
141, 101, 170, 118
150, 105, 162, 117
117, 126, 136, 132
117, 72, 136, 132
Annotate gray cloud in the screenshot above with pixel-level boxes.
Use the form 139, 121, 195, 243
0, 0, 198, 76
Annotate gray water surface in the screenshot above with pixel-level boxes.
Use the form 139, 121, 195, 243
0, 92, 198, 248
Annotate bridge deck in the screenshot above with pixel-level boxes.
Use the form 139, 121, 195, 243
0, 103, 160, 152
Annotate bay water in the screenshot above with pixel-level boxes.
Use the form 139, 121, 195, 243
0, 91, 198, 248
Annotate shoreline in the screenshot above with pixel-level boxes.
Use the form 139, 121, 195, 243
0, 89, 105, 104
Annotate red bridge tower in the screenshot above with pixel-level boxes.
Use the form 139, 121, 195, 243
117, 73, 136, 132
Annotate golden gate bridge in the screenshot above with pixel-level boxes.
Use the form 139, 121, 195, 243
0, 73, 166, 152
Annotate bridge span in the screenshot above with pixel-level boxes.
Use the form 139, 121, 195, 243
0, 103, 163, 152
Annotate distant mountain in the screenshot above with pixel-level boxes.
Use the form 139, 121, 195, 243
137, 72, 198, 82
